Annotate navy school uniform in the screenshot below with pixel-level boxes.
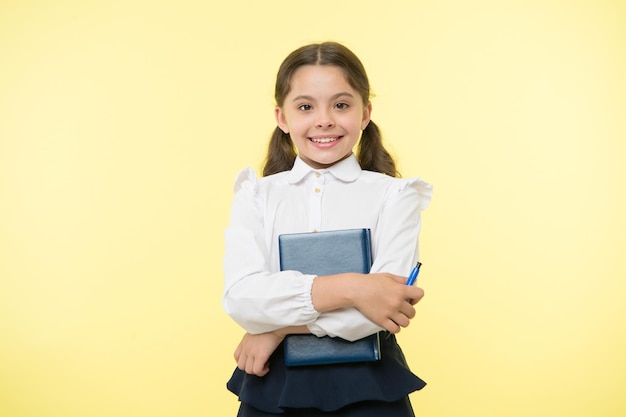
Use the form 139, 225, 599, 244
227, 332, 426, 416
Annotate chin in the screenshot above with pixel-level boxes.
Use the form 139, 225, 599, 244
315, 157, 348, 168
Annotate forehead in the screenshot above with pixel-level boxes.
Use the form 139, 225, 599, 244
288, 65, 356, 96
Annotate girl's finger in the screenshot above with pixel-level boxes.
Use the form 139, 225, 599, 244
245, 355, 256, 375
237, 353, 246, 371
385, 318, 401, 334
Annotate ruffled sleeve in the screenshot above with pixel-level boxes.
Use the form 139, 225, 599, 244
369, 176, 433, 277
233, 166, 257, 197
387, 176, 433, 211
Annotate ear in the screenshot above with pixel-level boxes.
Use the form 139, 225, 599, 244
275, 106, 289, 134
361, 101, 372, 130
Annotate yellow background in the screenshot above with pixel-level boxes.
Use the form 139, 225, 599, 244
1, 0, 625, 416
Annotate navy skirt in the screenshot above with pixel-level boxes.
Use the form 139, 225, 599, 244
227, 333, 426, 416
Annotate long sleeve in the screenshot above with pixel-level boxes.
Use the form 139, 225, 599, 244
307, 177, 432, 341
222, 157, 432, 341
222, 168, 320, 334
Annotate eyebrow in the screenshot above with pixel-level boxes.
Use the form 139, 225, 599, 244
291, 92, 355, 102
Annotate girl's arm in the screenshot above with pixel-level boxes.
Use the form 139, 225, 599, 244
223, 169, 320, 334
234, 325, 309, 377
224, 170, 431, 340
235, 273, 425, 377
311, 271, 424, 335
308, 178, 432, 341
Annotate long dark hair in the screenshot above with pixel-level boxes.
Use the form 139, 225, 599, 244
262, 42, 398, 178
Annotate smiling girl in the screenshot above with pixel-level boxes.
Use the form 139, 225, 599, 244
223, 42, 433, 417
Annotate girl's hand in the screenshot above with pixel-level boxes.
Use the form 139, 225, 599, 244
349, 273, 425, 334
234, 331, 284, 377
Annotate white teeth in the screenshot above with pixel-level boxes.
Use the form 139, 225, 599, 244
310, 137, 337, 143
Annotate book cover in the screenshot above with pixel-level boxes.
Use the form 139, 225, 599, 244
278, 228, 381, 366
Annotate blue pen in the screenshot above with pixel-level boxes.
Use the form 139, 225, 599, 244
406, 262, 422, 286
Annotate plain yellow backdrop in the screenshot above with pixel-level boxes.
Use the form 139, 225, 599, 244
1, 0, 625, 416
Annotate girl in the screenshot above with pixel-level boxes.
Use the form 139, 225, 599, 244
223, 42, 432, 417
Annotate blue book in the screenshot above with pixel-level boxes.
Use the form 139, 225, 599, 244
278, 228, 381, 366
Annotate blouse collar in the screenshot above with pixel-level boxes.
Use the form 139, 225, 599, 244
287, 154, 361, 184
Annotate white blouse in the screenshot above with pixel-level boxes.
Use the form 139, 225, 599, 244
222, 154, 432, 341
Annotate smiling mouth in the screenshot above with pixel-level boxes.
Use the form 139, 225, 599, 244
309, 137, 340, 143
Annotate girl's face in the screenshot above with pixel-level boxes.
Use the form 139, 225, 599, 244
276, 65, 371, 170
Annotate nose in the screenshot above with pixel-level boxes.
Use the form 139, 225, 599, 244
315, 109, 335, 128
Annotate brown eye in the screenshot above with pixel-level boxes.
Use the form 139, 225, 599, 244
298, 104, 312, 111
335, 102, 349, 110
